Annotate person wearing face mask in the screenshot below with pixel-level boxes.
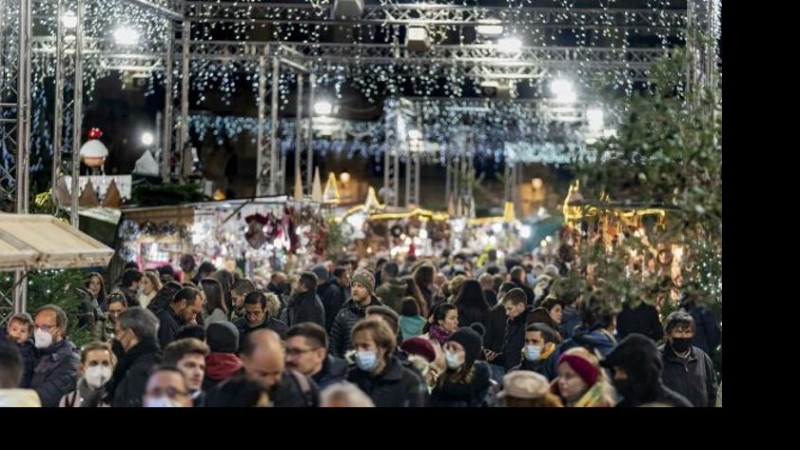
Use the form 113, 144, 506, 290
600, 333, 692, 407
659, 311, 717, 407
102, 307, 163, 407
29, 305, 80, 407
59, 342, 115, 407
346, 319, 428, 407
420, 302, 459, 374
142, 366, 193, 407
430, 325, 492, 407
510, 323, 560, 380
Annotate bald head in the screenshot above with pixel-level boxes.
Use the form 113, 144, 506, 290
241, 329, 285, 388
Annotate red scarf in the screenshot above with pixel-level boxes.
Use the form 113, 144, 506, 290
205, 353, 243, 381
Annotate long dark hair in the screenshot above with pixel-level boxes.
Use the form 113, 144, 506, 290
422, 302, 457, 334
401, 276, 428, 318
453, 279, 490, 329
200, 278, 227, 316
85, 272, 108, 310
213, 269, 235, 316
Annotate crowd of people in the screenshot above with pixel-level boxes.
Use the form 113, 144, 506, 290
0, 248, 721, 407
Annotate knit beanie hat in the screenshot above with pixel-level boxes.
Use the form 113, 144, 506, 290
557, 347, 600, 387
351, 269, 375, 295
206, 322, 240, 354
447, 326, 483, 368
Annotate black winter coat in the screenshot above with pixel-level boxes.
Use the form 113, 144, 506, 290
617, 302, 664, 342
430, 361, 492, 407
319, 278, 347, 333
106, 338, 163, 407
329, 296, 384, 358
483, 303, 508, 353
234, 317, 289, 352
496, 306, 533, 371
285, 291, 326, 329
311, 355, 349, 390
347, 356, 428, 407
660, 344, 717, 407
156, 307, 185, 350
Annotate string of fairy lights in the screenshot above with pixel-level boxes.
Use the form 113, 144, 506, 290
14, 0, 691, 176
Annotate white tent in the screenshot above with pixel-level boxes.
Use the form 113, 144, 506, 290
0, 214, 114, 270
0, 214, 115, 319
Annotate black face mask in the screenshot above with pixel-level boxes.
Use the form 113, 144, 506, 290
612, 377, 635, 400
111, 338, 125, 360
671, 337, 693, 353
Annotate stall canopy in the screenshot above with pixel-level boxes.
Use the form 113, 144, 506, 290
0, 214, 115, 270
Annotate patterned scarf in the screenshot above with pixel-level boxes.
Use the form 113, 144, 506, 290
574, 382, 611, 408
428, 324, 451, 346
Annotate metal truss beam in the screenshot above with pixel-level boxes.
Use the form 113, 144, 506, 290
185, 2, 686, 32
31, 37, 666, 80
119, 0, 183, 21
182, 41, 668, 70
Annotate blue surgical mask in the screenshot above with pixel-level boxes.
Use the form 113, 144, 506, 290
527, 273, 537, 286
445, 350, 463, 370
524, 344, 542, 361
355, 350, 378, 372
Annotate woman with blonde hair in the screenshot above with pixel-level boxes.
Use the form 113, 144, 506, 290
138, 271, 162, 309
551, 347, 614, 407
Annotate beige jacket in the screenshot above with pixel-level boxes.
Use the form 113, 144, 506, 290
0, 389, 42, 407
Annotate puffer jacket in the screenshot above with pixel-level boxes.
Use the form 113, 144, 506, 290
30, 339, 80, 407
329, 296, 384, 358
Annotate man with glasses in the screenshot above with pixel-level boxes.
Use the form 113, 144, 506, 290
241, 329, 320, 407
142, 365, 192, 407
285, 323, 347, 390
30, 305, 80, 407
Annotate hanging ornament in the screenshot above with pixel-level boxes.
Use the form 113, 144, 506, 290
245, 213, 268, 249
158, 221, 177, 236
140, 221, 157, 236
80, 128, 109, 168
118, 219, 140, 240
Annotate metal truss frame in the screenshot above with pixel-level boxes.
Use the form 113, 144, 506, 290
184, 2, 687, 32
0, 0, 32, 319
32, 37, 665, 83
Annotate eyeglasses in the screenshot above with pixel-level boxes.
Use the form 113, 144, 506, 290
286, 347, 318, 357
146, 387, 187, 398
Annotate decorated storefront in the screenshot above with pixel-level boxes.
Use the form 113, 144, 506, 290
116, 197, 331, 280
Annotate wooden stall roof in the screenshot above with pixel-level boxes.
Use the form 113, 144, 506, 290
0, 214, 114, 271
